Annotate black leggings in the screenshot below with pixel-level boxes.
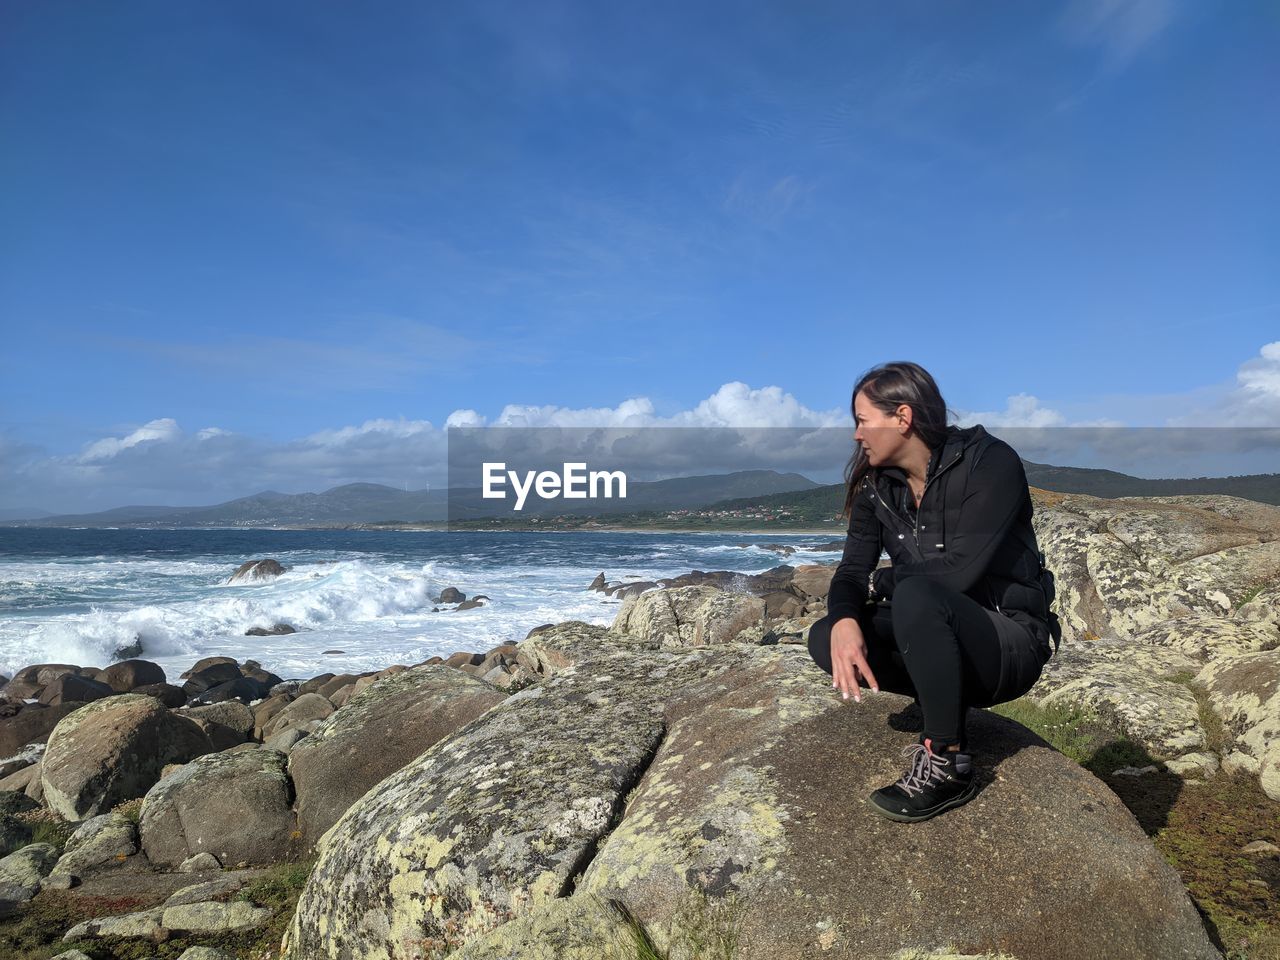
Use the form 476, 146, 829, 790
806, 576, 1045, 751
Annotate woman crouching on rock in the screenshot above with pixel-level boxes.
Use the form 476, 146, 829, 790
807, 360, 1057, 823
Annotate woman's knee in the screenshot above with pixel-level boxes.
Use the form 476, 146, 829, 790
806, 615, 834, 675
889, 575, 950, 627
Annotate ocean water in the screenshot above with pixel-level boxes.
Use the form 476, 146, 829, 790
0, 528, 839, 684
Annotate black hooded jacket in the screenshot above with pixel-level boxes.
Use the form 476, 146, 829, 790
826, 423, 1052, 653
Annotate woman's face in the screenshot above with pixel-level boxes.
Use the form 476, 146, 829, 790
853, 390, 909, 467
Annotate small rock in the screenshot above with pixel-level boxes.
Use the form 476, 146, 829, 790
182, 662, 244, 699
178, 947, 237, 960
112, 636, 144, 660
1242, 840, 1280, 856
132, 682, 187, 708
1221, 751, 1261, 776
0, 842, 58, 902
227, 559, 286, 584
163, 900, 272, 934
64, 906, 165, 940
180, 851, 221, 872
1164, 752, 1220, 777
321, 650, 345, 655
245, 623, 297, 636
1111, 765, 1160, 777
49, 950, 95, 960
101, 659, 166, 693
193, 676, 268, 707
182, 701, 255, 738
260, 693, 333, 740
182, 656, 238, 679
297, 674, 335, 695
51, 812, 138, 879
263, 727, 309, 752
164, 874, 250, 906
436, 586, 465, 604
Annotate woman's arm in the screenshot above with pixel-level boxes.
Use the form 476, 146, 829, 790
826, 478, 882, 622
891, 439, 1026, 595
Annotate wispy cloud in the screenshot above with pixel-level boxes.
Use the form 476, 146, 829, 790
78, 418, 182, 463
1059, 0, 1176, 66
723, 174, 814, 227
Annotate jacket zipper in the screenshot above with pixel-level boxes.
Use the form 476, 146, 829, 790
868, 449, 964, 549
913, 451, 963, 546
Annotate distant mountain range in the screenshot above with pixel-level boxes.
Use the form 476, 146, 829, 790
3, 461, 1276, 529
2, 470, 821, 528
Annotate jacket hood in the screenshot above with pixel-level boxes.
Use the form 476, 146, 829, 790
940, 422, 990, 461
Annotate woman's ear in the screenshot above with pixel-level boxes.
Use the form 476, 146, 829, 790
895, 403, 913, 433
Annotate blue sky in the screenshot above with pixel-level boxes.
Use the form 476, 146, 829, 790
1, 1, 1278, 513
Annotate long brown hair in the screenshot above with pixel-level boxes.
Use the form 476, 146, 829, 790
841, 361, 951, 518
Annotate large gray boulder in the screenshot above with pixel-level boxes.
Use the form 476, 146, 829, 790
140, 748, 296, 868
41, 694, 213, 821
610, 585, 766, 647
1020, 637, 1211, 767
283, 623, 1218, 960
289, 665, 505, 848
1034, 493, 1280, 643
1011, 493, 1280, 795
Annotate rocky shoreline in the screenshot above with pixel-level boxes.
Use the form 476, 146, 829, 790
1, 490, 1277, 958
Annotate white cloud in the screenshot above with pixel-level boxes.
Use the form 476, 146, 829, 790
954, 394, 1067, 429
301, 418, 436, 447
671, 382, 843, 428
448, 383, 843, 429
78, 418, 182, 463
1166, 340, 1280, 427
1235, 340, 1280, 414
443, 409, 485, 429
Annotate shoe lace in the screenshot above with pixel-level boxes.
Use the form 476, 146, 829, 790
894, 743, 947, 798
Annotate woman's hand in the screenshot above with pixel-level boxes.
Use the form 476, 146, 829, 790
831, 617, 879, 702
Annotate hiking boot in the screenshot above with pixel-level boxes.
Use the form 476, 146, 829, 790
867, 737, 978, 823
